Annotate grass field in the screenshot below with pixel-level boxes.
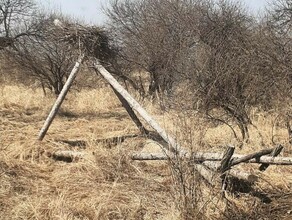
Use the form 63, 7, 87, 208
0, 84, 291, 219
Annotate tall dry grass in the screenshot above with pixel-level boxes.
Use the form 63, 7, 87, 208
0, 83, 291, 219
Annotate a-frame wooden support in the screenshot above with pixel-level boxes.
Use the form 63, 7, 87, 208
38, 58, 291, 188
37, 58, 151, 142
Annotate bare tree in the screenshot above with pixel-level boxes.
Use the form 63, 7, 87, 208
107, 0, 201, 98
5, 13, 80, 95
263, 0, 292, 143
0, 0, 37, 49
107, 0, 290, 142
6, 11, 118, 96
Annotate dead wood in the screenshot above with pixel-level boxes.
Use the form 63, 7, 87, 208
51, 150, 85, 162
57, 134, 140, 148
203, 161, 258, 183
230, 148, 274, 166
132, 152, 292, 165
38, 55, 84, 141
217, 146, 235, 172
259, 145, 283, 171
195, 164, 220, 187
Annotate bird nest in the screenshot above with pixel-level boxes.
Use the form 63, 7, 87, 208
48, 19, 115, 63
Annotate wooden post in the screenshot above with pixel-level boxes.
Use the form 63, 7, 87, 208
259, 145, 283, 171
93, 61, 187, 155
217, 146, 235, 172
38, 55, 84, 141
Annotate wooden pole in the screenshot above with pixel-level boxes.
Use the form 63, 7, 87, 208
230, 148, 274, 166
110, 85, 149, 135
217, 146, 235, 172
259, 145, 283, 171
38, 55, 84, 141
131, 152, 292, 165
203, 161, 258, 183
93, 61, 187, 155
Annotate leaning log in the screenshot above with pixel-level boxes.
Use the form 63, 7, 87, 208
94, 61, 216, 183
94, 61, 187, 155
38, 55, 84, 141
132, 152, 292, 165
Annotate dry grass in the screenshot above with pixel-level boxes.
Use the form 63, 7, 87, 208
0, 84, 291, 219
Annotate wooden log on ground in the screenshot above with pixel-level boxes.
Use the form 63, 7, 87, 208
248, 155, 292, 165
52, 150, 85, 162
57, 134, 140, 148
132, 152, 292, 165
195, 164, 220, 187
230, 148, 274, 166
203, 161, 258, 183
38, 55, 84, 141
56, 140, 87, 147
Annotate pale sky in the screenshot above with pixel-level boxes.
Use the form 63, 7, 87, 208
37, 0, 269, 25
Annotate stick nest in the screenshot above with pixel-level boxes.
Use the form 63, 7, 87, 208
47, 20, 115, 63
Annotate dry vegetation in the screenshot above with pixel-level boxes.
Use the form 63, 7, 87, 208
0, 83, 291, 219
1, 0, 292, 219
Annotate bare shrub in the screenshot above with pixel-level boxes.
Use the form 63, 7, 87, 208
185, 1, 256, 141
107, 0, 202, 98
3, 13, 78, 95
0, 0, 36, 37
107, 0, 286, 142
259, 0, 292, 143
4, 11, 116, 96
0, 0, 39, 52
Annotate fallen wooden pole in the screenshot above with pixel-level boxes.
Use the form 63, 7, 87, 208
132, 152, 292, 165
203, 161, 258, 183
230, 148, 274, 166
38, 55, 84, 141
195, 164, 219, 186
